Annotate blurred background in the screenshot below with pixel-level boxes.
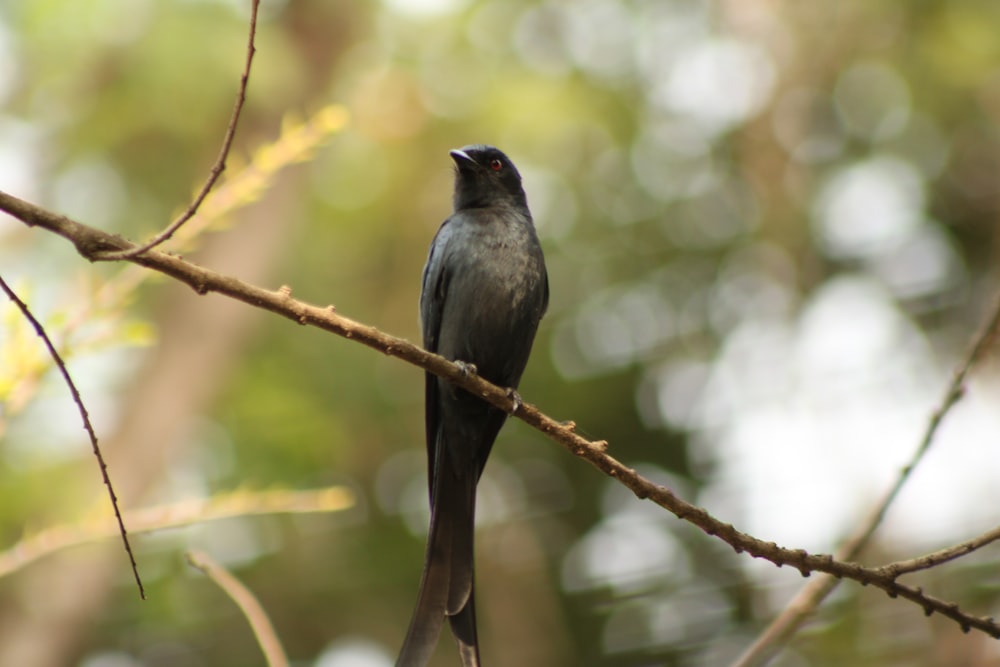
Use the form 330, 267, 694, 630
1, 0, 1000, 665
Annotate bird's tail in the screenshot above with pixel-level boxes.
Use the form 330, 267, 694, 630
396, 455, 479, 667
449, 592, 480, 667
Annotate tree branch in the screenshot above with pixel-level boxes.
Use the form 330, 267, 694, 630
4, 189, 1000, 639
0, 275, 144, 599
95, 0, 260, 261
187, 549, 289, 667
733, 293, 1000, 667
876, 524, 1000, 579
0, 486, 353, 581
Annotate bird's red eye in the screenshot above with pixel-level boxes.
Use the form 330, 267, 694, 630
489, 159, 503, 171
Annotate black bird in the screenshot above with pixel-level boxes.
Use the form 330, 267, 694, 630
396, 145, 549, 667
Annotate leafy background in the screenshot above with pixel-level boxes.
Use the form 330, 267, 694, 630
1, 0, 1000, 666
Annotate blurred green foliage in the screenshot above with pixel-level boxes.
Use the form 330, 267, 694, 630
2, 1, 1000, 666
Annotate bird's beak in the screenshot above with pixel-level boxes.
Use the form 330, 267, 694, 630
449, 149, 475, 168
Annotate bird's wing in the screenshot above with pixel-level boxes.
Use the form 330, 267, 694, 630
540, 265, 550, 317
420, 219, 452, 355
419, 219, 454, 494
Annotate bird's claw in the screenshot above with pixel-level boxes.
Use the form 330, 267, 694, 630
455, 360, 478, 377
505, 388, 523, 414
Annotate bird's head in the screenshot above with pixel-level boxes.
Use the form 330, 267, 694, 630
449, 144, 528, 212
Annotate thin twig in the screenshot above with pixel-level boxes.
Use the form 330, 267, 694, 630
0, 486, 353, 580
0, 274, 144, 599
732, 294, 1000, 667
877, 524, 1000, 579
186, 550, 289, 667
2, 104, 349, 425
4, 189, 1000, 639
94, 0, 260, 261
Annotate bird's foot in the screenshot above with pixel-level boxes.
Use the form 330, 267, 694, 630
505, 388, 523, 414
454, 360, 478, 377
